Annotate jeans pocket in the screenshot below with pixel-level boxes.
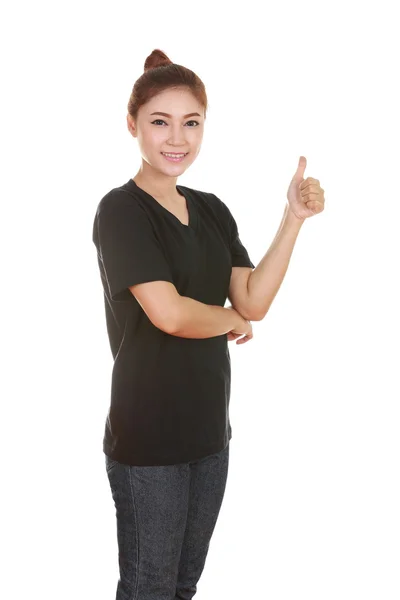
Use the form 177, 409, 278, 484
105, 455, 119, 473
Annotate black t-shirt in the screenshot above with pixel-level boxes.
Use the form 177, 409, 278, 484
92, 177, 255, 466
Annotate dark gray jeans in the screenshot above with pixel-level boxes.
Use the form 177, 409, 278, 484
105, 442, 230, 600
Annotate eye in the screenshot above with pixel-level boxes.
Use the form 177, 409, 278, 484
151, 119, 200, 127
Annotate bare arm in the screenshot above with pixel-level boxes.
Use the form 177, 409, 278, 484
129, 280, 247, 339
247, 204, 305, 320
170, 296, 246, 339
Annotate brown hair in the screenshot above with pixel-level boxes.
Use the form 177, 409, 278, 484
127, 49, 208, 122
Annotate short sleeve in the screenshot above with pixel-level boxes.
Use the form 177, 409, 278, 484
94, 195, 174, 302
229, 212, 256, 268
210, 193, 255, 269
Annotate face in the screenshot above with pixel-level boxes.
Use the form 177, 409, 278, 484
127, 87, 205, 178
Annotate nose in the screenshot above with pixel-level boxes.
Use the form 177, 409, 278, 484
167, 123, 187, 146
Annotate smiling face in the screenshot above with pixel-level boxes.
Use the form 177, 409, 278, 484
127, 87, 205, 182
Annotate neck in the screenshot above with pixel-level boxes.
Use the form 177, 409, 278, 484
133, 166, 180, 202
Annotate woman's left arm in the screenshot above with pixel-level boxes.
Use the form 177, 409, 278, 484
247, 156, 325, 321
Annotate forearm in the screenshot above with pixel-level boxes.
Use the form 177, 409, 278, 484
170, 296, 244, 339
248, 203, 305, 320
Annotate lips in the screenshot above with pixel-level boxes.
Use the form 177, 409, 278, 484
161, 152, 188, 163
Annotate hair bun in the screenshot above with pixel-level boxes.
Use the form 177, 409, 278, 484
127, 50, 207, 124
144, 49, 173, 72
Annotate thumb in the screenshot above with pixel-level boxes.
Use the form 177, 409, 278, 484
292, 155, 307, 182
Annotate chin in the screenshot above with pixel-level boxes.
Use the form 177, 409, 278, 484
159, 158, 190, 172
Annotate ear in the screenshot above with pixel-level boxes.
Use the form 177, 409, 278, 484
127, 114, 137, 137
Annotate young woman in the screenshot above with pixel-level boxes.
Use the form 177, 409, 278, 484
92, 48, 325, 600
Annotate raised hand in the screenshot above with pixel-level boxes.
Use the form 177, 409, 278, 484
286, 156, 325, 220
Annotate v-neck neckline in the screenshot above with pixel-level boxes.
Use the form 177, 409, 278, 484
127, 178, 196, 230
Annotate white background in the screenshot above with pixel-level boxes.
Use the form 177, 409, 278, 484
2, 1, 400, 599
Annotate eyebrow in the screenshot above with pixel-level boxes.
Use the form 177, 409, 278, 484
150, 112, 201, 118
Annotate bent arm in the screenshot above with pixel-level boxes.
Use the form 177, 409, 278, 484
171, 296, 244, 339
129, 280, 245, 338
247, 204, 305, 320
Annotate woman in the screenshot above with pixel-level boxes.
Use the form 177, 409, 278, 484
92, 48, 325, 600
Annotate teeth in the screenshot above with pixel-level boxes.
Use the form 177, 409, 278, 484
163, 153, 185, 158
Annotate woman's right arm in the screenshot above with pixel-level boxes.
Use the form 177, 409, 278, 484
172, 295, 250, 339
129, 280, 250, 339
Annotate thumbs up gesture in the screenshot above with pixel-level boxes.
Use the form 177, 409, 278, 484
286, 156, 325, 220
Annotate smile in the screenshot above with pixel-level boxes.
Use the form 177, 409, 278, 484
161, 152, 188, 162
